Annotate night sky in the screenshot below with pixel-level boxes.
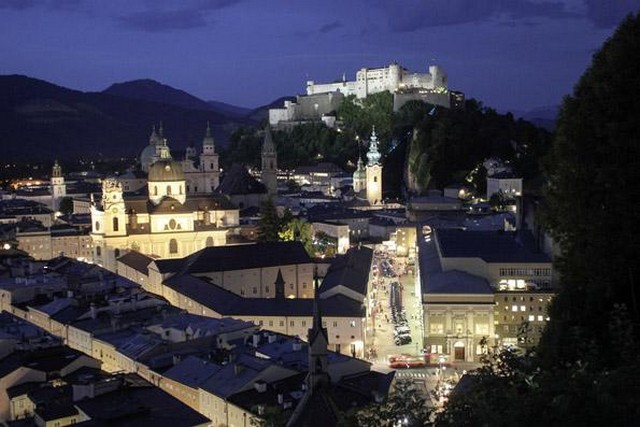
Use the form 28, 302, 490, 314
1, 0, 639, 112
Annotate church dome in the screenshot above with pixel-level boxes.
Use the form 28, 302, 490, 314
148, 159, 185, 182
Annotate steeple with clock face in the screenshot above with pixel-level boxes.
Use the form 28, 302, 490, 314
100, 178, 127, 237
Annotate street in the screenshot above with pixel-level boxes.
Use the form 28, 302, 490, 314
366, 245, 471, 408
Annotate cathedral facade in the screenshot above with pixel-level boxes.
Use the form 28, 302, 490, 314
91, 151, 238, 272
140, 124, 220, 194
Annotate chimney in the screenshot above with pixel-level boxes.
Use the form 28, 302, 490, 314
292, 339, 302, 351
252, 333, 260, 348
254, 380, 267, 393
268, 333, 277, 344
277, 393, 284, 405
90, 303, 97, 320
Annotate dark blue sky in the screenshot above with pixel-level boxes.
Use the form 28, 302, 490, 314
1, 0, 639, 112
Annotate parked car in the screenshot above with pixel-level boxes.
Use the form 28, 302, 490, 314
394, 326, 411, 336
394, 334, 412, 346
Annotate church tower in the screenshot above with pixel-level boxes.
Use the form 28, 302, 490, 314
100, 179, 127, 238
306, 272, 330, 390
50, 160, 66, 210
261, 127, 278, 196
200, 123, 220, 192
352, 156, 366, 193
365, 127, 383, 205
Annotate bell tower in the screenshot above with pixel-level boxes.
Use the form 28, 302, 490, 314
101, 179, 127, 238
51, 160, 66, 210
200, 122, 220, 192
261, 127, 278, 196
365, 127, 382, 205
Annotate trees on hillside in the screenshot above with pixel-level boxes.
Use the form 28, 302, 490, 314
440, 12, 640, 426
538, 12, 640, 369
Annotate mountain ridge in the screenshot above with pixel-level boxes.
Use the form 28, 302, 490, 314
0, 75, 258, 161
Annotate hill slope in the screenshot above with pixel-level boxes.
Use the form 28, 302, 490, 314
0, 75, 253, 161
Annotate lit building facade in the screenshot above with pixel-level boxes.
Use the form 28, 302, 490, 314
90, 155, 238, 272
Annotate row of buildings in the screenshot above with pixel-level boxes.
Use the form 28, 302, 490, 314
0, 248, 391, 426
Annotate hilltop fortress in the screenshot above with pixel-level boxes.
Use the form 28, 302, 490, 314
270, 62, 463, 127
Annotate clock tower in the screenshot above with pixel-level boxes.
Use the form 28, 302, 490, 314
101, 179, 127, 238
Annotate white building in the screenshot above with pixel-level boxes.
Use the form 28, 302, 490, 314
486, 172, 523, 199
90, 153, 239, 272
306, 63, 447, 100
140, 124, 220, 195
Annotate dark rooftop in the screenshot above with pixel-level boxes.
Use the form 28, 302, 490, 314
436, 229, 550, 263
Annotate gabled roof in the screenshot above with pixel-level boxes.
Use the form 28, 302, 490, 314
320, 246, 373, 299
162, 355, 222, 388
158, 241, 313, 275
117, 251, 154, 274
162, 274, 365, 318
199, 353, 282, 398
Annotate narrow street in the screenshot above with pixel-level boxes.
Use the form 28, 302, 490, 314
366, 246, 469, 408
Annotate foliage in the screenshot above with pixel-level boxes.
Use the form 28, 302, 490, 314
224, 127, 263, 168
337, 91, 394, 153
405, 100, 551, 195
437, 342, 640, 426
279, 217, 314, 256
313, 231, 338, 258
352, 379, 432, 427
439, 13, 640, 427
257, 197, 281, 242
58, 196, 74, 215
538, 12, 640, 370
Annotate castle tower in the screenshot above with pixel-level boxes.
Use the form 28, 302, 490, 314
306, 271, 330, 390
50, 160, 66, 210
200, 123, 220, 192
365, 127, 383, 205
261, 127, 278, 196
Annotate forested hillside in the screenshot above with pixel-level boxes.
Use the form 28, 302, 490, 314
224, 92, 551, 197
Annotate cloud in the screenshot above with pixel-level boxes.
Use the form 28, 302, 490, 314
319, 20, 342, 33
0, 0, 85, 10
378, 0, 577, 32
119, 9, 208, 32
584, 0, 640, 28
117, 0, 243, 32
0, 0, 38, 10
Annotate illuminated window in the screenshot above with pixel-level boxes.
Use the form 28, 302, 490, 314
429, 323, 444, 334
